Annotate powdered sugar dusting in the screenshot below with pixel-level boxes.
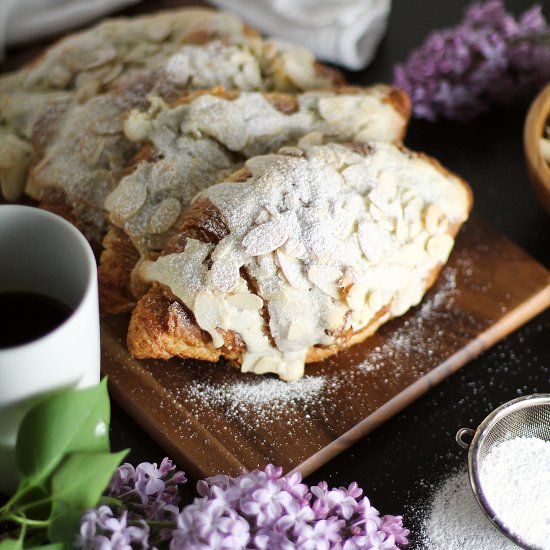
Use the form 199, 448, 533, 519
148, 142, 469, 380
420, 468, 516, 549
186, 375, 325, 413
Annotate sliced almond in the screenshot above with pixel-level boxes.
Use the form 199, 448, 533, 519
403, 197, 422, 223
88, 139, 104, 167
211, 260, 240, 293
242, 220, 289, 256
283, 237, 307, 259
395, 219, 408, 242
325, 304, 346, 330
413, 230, 429, 248
257, 253, 278, 277
124, 110, 153, 142
105, 177, 147, 224
426, 234, 454, 262
369, 202, 385, 222
226, 293, 264, 311
357, 221, 393, 264
408, 220, 423, 240
211, 330, 225, 349
276, 249, 309, 290
377, 173, 398, 201
148, 197, 181, 234
194, 291, 222, 332
211, 236, 236, 262
424, 204, 443, 236
436, 217, 450, 235
308, 265, 342, 299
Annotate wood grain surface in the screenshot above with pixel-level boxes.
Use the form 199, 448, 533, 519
101, 213, 550, 480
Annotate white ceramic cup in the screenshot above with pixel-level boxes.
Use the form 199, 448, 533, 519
0, 205, 100, 495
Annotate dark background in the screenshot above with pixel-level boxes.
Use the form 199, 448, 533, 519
3, 1, 549, 547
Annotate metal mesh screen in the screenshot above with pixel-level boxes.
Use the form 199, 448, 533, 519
467, 396, 550, 547
475, 400, 550, 465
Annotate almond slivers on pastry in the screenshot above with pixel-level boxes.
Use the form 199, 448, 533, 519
99, 85, 410, 314
8, 8, 343, 240
128, 142, 472, 381
0, 8, 256, 202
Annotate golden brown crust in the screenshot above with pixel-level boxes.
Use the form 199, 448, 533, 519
98, 226, 141, 314
166, 197, 230, 250
384, 87, 412, 137
128, 283, 245, 362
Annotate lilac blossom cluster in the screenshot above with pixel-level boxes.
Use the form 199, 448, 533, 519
76, 461, 408, 550
77, 457, 187, 549
394, 0, 550, 121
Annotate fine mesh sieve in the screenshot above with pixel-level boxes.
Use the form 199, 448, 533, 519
456, 394, 550, 549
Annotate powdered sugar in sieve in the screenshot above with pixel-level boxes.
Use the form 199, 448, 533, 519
456, 394, 550, 550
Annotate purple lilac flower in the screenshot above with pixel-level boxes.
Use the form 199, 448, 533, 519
394, 0, 550, 121
108, 458, 187, 521
77, 461, 408, 549
190, 466, 408, 549
77, 506, 150, 550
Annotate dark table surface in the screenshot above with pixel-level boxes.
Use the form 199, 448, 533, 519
4, 0, 549, 547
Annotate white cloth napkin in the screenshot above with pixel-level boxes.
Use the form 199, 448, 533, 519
208, 0, 391, 70
0, 0, 140, 60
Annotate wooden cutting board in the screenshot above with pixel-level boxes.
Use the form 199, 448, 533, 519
101, 213, 550, 480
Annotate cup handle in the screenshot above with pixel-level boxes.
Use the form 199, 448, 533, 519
456, 427, 475, 449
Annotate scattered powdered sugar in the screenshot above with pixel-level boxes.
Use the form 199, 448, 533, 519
480, 436, 550, 549
420, 468, 517, 549
184, 373, 326, 416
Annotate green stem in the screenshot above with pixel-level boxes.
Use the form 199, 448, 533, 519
6, 513, 49, 528
18, 521, 26, 546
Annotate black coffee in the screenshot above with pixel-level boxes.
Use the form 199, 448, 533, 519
0, 291, 73, 348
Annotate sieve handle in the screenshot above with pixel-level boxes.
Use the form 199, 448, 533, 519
456, 427, 475, 449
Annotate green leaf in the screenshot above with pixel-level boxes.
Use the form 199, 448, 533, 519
47, 503, 83, 550
16, 379, 110, 484
51, 450, 128, 510
0, 539, 23, 550
26, 545, 62, 550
